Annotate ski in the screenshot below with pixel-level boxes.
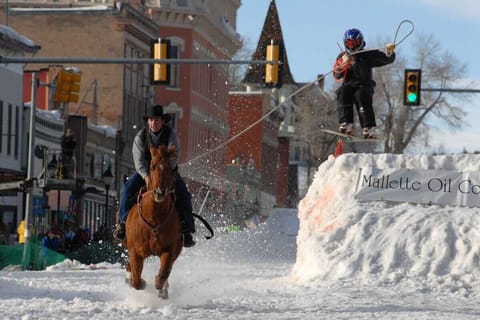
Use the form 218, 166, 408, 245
319, 128, 385, 142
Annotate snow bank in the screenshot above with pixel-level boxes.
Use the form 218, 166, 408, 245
291, 153, 480, 287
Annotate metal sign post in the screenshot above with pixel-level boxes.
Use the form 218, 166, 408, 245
22, 72, 38, 270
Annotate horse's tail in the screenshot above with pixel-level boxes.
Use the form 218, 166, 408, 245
192, 212, 214, 239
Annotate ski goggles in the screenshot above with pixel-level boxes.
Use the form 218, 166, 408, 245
344, 39, 362, 50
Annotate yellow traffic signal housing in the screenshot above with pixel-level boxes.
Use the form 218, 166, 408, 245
404, 69, 421, 106
54, 69, 82, 103
264, 40, 283, 88
54, 70, 69, 103
150, 38, 170, 85
68, 72, 82, 103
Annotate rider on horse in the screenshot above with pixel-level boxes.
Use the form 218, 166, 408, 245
114, 104, 195, 247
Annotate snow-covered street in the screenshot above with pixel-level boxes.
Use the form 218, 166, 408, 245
2, 153, 480, 319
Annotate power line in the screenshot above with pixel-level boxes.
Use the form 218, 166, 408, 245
0, 56, 278, 65
422, 88, 480, 93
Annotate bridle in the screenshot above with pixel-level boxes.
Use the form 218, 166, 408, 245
137, 154, 176, 239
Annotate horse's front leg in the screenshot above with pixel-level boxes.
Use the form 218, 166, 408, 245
129, 251, 146, 290
156, 251, 173, 299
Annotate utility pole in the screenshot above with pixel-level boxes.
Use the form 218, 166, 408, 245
22, 72, 38, 270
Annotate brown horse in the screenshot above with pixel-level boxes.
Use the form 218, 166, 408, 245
123, 145, 182, 299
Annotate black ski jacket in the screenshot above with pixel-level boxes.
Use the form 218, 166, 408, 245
334, 50, 395, 88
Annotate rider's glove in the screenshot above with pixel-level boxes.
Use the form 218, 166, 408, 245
385, 43, 396, 57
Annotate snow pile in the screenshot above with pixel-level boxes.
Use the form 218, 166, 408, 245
292, 153, 480, 287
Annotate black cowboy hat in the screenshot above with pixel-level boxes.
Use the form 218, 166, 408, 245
143, 104, 171, 123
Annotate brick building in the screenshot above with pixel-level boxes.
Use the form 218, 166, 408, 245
0, 3, 159, 187
145, 0, 243, 212
0, 0, 298, 232
228, 0, 299, 208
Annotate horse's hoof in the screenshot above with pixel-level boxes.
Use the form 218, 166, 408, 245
129, 279, 146, 290
158, 288, 169, 299
133, 279, 146, 290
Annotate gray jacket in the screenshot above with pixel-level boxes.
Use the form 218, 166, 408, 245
132, 126, 180, 179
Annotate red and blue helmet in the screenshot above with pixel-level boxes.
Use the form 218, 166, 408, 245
343, 28, 365, 52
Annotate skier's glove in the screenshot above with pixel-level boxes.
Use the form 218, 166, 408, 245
335, 54, 351, 70
341, 53, 351, 64
385, 43, 396, 57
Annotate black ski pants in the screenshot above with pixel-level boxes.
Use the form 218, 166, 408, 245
336, 84, 376, 128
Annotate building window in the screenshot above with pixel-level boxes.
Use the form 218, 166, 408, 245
168, 45, 180, 88
176, 0, 187, 7
14, 105, 19, 158
7, 104, 12, 155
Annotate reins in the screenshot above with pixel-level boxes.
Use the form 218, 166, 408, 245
138, 190, 176, 240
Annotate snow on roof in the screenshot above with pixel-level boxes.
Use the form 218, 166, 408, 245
37, 108, 62, 121
90, 123, 117, 138
0, 24, 38, 49
9, 5, 110, 13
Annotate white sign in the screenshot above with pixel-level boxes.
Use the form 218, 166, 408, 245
355, 167, 480, 207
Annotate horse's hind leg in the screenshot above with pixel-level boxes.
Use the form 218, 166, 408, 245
156, 252, 174, 299
129, 252, 146, 290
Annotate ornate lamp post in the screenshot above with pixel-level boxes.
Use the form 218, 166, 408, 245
102, 164, 114, 231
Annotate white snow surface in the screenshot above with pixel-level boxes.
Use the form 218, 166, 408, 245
2, 153, 480, 319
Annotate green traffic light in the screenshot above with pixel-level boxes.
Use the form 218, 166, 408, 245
407, 92, 417, 103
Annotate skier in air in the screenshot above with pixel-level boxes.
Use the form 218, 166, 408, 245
333, 28, 396, 139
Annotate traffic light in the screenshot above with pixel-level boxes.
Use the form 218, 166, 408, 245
54, 69, 82, 103
67, 69, 81, 103
264, 40, 283, 88
403, 69, 421, 106
150, 38, 170, 84
54, 70, 69, 103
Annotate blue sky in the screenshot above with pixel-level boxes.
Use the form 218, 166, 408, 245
237, 0, 480, 153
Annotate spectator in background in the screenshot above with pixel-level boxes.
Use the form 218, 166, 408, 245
64, 220, 89, 252
17, 220, 27, 244
41, 230, 62, 268
41, 230, 61, 253
0, 221, 8, 245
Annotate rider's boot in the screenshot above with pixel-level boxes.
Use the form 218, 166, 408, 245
181, 220, 195, 248
183, 232, 195, 248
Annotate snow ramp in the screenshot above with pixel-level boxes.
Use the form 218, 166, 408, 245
291, 153, 480, 286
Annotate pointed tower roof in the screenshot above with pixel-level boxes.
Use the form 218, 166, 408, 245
242, 0, 295, 86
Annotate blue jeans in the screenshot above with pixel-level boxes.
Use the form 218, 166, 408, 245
118, 171, 195, 234
118, 172, 145, 224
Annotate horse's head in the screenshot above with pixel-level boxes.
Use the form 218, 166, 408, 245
149, 145, 176, 203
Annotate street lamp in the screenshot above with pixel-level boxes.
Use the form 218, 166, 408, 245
47, 154, 62, 225
47, 154, 58, 179
102, 164, 114, 232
